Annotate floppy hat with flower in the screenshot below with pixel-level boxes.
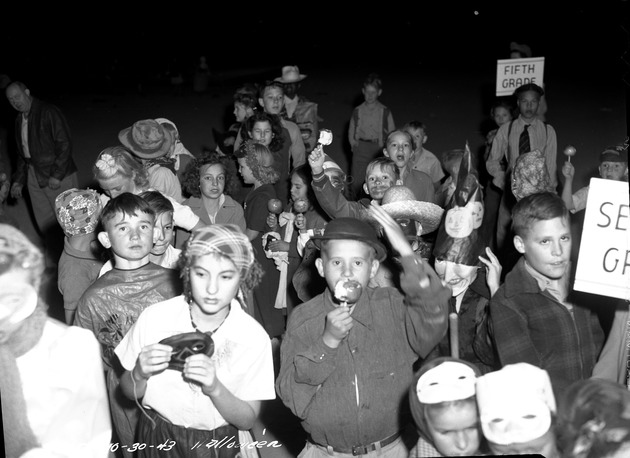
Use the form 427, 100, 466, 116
118, 119, 174, 160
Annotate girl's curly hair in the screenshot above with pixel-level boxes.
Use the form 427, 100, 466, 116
181, 150, 239, 198
242, 111, 285, 153
235, 140, 280, 185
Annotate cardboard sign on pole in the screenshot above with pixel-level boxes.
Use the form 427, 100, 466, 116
496, 57, 545, 97
574, 178, 630, 300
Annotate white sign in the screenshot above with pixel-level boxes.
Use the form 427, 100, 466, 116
574, 178, 630, 300
495, 57, 545, 97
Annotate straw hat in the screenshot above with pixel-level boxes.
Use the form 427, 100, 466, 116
360, 185, 444, 236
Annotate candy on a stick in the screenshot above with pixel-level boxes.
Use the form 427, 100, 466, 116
334, 279, 362, 307
563, 145, 577, 163
317, 129, 333, 147
293, 198, 309, 214
267, 199, 283, 214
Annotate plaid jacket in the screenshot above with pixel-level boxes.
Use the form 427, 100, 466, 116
489, 257, 604, 397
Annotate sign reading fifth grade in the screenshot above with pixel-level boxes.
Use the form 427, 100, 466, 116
574, 178, 630, 301
495, 57, 545, 97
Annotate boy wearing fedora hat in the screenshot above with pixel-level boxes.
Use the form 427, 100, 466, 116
275, 65, 320, 154
276, 207, 450, 457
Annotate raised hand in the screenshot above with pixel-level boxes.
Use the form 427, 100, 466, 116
308, 145, 325, 174
561, 161, 575, 180
478, 246, 502, 297
368, 201, 414, 257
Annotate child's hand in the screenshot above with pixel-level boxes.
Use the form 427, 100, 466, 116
295, 213, 306, 230
479, 247, 502, 297
135, 343, 173, 379
267, 239, 290, 253
323, 306, 353, 347
308, 145, 325, 174
368, 201, 414, 257
183, 353, 219, 396
10, 182, 23, 199
267, 212, 278, 228
561, 161, 575, 180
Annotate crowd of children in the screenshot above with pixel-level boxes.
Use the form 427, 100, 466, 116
1, 64, 629, 458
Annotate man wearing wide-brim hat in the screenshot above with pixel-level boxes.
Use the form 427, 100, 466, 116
118, 119, 183, 203
274, 65, 321, 153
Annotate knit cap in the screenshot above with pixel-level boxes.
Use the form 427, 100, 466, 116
55, 188, 103, 237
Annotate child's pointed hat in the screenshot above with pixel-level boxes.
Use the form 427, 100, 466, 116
432, 142, 485, 266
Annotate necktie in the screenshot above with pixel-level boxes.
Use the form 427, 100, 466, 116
519, 124, 531, 155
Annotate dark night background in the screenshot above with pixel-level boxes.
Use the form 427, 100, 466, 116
2, 3, 629, 98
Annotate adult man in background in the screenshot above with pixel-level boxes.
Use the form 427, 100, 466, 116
275, 65, 320, 153
5, 81, 79, 268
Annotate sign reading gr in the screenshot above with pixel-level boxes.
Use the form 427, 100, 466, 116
495, 57, 545, 97
574, 178, 630, 301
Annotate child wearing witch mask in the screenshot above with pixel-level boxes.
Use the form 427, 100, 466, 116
428, 145, 502, 374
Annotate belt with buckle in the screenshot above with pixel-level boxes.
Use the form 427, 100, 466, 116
309, 431, 400, 455
358, 138, 379, 143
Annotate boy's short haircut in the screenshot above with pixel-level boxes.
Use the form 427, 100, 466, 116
138, 190, 174, 216
514, 83, 545, 99
364, 72, 383, 90
55, 188, 103, 237
259, 80, 284, 98
365, 157, 400, 181
600, 145, 628, 164
511, 192, 568, 238
100, 192, 156, 231
385, 129, 416, 152
403, 120, 428, 135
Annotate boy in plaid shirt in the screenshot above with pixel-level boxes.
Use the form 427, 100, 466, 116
488, 192, 604, 398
